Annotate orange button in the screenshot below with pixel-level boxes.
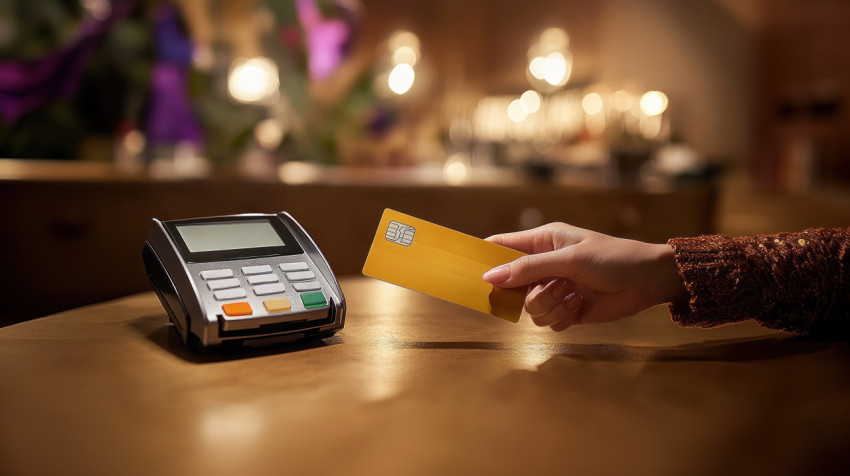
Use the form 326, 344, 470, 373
222, 302, 253, 316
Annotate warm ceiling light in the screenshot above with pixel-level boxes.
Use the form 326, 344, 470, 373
640, 91, 669, 116
228, 57, 279, 104
388, 63, 415, 94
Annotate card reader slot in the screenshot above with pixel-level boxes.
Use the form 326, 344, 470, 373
218, 315, 334, 338
219, 328, 324, 349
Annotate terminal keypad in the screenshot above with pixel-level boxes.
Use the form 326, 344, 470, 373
199, 260, 326, 317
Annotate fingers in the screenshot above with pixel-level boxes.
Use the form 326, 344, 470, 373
485, 223, 584, 254
525, 279, 574, 317
486, 228, 550, 254
550, 303, 582, 331
524, 281, 584, 329
525, 287, 646, 333
483, 247, 580, 288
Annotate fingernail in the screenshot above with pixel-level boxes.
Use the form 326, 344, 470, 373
563, 293, 582, 309
482, 264, 510, 283
551, 280, 571, 300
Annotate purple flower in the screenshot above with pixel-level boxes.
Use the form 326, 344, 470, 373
0, 1, 132, 124
145, 3, 203, 146
296, 0, 355, 80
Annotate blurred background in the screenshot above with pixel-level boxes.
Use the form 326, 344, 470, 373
1, 0, 850, 324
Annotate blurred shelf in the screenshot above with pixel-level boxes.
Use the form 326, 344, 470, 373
0, 158, 706, 192
0, 159, 140, 182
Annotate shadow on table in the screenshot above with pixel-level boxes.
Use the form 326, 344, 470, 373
132, 308, 846, 364
398, 335, 847, 363
133, 316, 344, 364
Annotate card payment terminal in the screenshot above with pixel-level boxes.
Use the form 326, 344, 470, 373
143, 212, 345, 350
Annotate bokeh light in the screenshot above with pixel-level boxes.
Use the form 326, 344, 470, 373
82, 0, 111, 21
392, 46, 418, 66
444, 152, 470, 185
640, 91, 669, 116
528, 57, 546, 80
254, 118, 285, 150
474, 92, 583, 144
507, 99, 529, 123
388, 63, 415, 94
527, 27, 572, 90
380, 30, 421, 96
582, 92, 604, 115
123, 130, 146, 156
228, 57, 279, 104
540, 52, 570, 87
611, 90, 634, 112
520, 90, 542, 114
388, 30, 420, 52
639, 114, 663, 139
538, 27, 569, 49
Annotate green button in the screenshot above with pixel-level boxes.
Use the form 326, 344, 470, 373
301, 292, 327, 309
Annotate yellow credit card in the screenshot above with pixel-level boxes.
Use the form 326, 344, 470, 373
362, 209, 526, 322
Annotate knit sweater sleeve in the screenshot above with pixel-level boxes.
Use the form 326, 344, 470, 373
667, 228, 850, 336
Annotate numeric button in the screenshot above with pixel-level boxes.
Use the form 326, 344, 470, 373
247, 274, 279, 285
280, 262, 310, 272
292, 282, 322, 292
253, 283, 286, 296
200, 269, 233, 280
242, 265, 273, 276
207, 278, 241, 291
285, 271, 315, 282
214, 288, 247, 301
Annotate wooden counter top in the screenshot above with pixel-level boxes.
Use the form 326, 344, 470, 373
2, 277, 848, 475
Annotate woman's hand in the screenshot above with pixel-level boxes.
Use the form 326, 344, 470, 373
483, 223, 687, 331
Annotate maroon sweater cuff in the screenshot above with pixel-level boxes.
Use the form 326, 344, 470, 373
667, 228, 850, 336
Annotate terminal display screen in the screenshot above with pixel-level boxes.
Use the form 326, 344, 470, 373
176, 221, 285, 253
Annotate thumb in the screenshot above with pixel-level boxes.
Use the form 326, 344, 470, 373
483, 248, 577, 288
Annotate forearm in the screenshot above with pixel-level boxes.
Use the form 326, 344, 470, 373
667, 228, 850, 336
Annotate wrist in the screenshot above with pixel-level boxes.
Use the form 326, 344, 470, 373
647, 243, 688, 306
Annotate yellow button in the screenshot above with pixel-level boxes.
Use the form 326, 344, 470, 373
222, 302, 252, 316
264, 298, 292, 313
